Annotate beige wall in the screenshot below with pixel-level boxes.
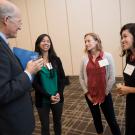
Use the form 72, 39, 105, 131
9, 0, 135, 76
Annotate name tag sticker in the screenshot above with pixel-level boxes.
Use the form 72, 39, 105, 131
46, 63, 53, 70
98, 59, 109, 67
124, 64, 135, 76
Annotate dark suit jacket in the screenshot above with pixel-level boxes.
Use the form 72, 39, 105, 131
33, 56, 66, 107
0, 36, 35, 135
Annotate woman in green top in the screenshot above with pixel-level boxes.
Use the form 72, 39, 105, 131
33, 34, 66, 135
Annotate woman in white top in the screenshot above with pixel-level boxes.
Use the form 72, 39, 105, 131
79, 33, 121, 135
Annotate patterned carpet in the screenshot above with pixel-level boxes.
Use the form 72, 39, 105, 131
32, 76, 125, 135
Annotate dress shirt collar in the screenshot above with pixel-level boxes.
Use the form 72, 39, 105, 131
0, 32, 8, 44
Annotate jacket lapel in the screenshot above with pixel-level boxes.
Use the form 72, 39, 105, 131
0, 36, 23, 71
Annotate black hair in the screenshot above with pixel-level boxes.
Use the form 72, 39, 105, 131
120, 23, 135, 56
35, 34, 57, 62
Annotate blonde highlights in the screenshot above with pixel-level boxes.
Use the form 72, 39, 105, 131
84, 33, 102, 52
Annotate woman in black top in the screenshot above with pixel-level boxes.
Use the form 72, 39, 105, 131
117, 23, 135, 135
33, 34, 65, 135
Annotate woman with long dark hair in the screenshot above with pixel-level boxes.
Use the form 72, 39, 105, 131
33, 34, 65, 135
117, 23, 135, 135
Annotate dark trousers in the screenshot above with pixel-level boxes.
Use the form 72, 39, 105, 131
125, 94, 135, 135
85, 93, 121, 135
37, 102, 63, 135
0, 132, 32, 135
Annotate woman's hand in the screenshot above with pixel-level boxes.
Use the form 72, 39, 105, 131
87, 94, 99, 105
50, 93, 60, 104
86, 93, 103, 105
116, 83, 130, 96
87, 94, 93, 102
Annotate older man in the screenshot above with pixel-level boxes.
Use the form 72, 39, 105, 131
0, 0, 43, 135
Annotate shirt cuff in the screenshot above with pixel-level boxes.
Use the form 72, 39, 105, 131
24, 70, 32, 81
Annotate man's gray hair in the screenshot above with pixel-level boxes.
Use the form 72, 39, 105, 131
0, 2, 16, 20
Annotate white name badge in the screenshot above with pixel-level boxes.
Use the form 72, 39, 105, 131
98, 58, 109, 67
46, 62, 53, 70
124, 64, 135, 76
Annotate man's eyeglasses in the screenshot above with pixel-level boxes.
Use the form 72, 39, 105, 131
7, 16, 22, 26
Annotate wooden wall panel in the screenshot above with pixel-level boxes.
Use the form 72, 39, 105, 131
26, 0, 48, 50
120, 0, 135, 25
66, 0, 93, 75
45, 0, 72, 75
91, 0, 122, 76
11, 0, 32, 50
